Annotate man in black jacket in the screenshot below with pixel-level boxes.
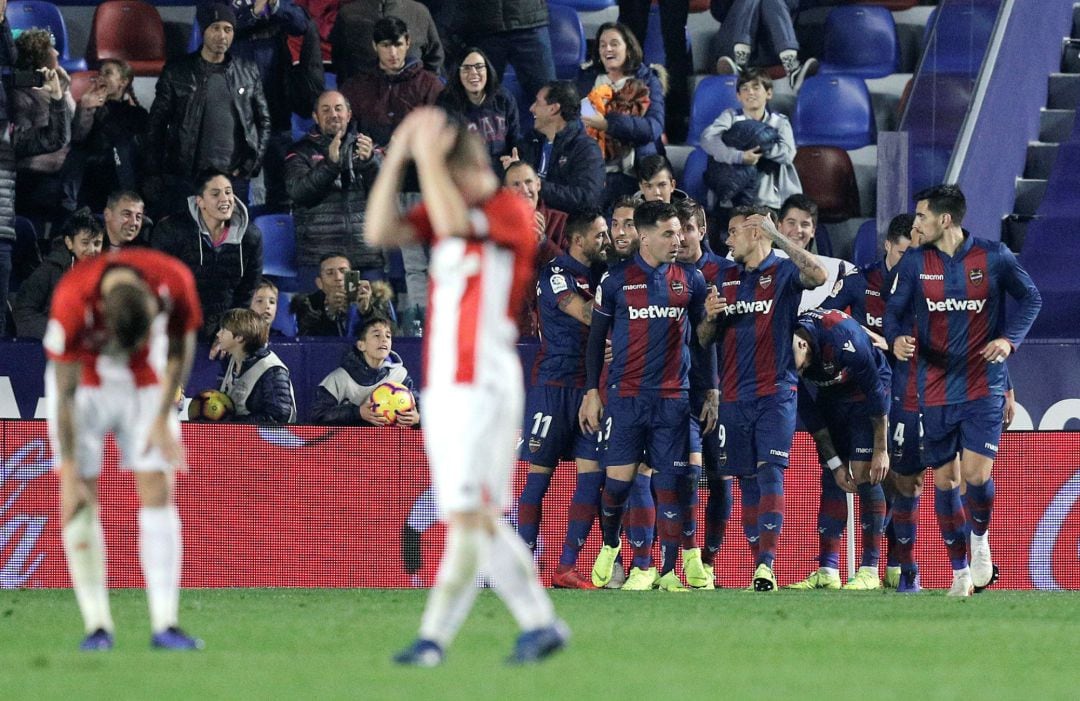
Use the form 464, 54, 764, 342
145, 3, 271, 219
151, 169, 263, 342
285, 90, 381, 286
509, 80, 604, 215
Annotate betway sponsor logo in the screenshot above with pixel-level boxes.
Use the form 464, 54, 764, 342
926, 298, 985, 313
723, 299, 773, 316
629, 305, 685, 320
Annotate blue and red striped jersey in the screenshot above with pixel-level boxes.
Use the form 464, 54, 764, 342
707, 251, 806, 401
531, 253, 594, 387
689, 250, 738, 395
593, 254, 708, 398
884, 234, 1041, 407
822, 259, 888, 332
796, 309, 892, 417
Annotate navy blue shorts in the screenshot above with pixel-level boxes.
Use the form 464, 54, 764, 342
921, 395, 1005, 469
818, 399, 881, 467
519, 384, 599, 467
889, 406, 924, 476
714, 389, 797, 477
602, 394, 690, 474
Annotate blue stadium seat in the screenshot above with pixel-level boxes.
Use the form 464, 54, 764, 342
818, 6, 899, 79
687, 75, 739, 146
548, 3, 587, 80
852, 219, 879, 268
680, 147, 710, 203
272, 291, 298, 337
7, 1, 87, 72
793, 75, 875, 150
548, 0, 615, 10
187, 16, 201, 53
254, 214, 298, 279
921, 5, 998, 74
291, 113, 315, 142
642, 5, 691, 67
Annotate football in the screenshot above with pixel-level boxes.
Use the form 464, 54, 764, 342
187, 389, 236, 422
369, 381, 415, 424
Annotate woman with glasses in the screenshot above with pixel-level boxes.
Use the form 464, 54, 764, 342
436, 47, 520, 176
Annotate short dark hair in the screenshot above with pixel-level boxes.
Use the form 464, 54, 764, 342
60, 208, 105, 242
636, 154, 674, 183
356, 315, 395, 340
565, 208, 604, 242
886, 213, 915, 244
319, 251, 352, 268
592, 22, 644, 75
372, 16, 409, 44
730, 204, 774, 222
914, 184, 966, 225
611, 195, 638, 214
673, 197, 706, 233
737, 67, 773, 93
106, 189, 144, 210
194, 168, 232, 194
543, 80, 580, 121
779, 194, 819, 226
103, 280, 153, 352
634, 200, 678, 231
220, 308, 269, 353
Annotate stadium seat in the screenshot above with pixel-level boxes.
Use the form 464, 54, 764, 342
792, 75, 875, 150
689, 0, 711, 12
254, 214, 298, 279
818, 6, 899, 79
855, 0, 918, 9
291, 113, 315, 142
547, 0, 614, 10
921, 5, 998, 74
67, 70, 96, 103
793, 146, 861, 222
271, 291, 298, 337
7, 0, 87, 72
548, 3, 587, 80
680, 147, 709, 203
687, 75, 739, 146
86, 0, 167, 77
642, 6, 691, 67
852, 219, 879, 268
187, 17, 201, 53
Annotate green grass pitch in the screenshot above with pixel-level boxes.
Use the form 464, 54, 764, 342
2, 588, 1078, 700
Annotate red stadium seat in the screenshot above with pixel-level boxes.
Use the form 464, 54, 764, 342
86, 0, 166, 77
793, 146, 861, 222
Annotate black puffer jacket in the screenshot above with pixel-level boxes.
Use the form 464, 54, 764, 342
220, 346, 296, 424
145, 52, 271, 179
151, 197, 263, 341
451, 0, 548, 34
0, 96, 69, 241
284, 128, 383, 269
12, 238, 72, 339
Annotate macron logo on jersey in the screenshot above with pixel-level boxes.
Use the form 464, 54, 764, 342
723, 299, 774, 316
628, 305, 685, 320
926, 298, 986, 313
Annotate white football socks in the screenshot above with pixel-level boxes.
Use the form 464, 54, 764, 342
139, 506, 182, 633
418, 524, 484, 648
62, 505, 114, 634
485, 521, 556, 632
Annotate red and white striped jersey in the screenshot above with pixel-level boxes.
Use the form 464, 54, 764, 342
407, 189, 536, 388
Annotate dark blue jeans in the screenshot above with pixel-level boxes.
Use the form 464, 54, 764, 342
475, 27, 556, 106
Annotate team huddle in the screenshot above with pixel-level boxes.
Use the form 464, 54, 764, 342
518, 184, 1042, 598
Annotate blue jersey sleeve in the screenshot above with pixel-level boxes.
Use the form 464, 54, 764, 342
994, 244, 1042, 350
822, 273, 859, 313
585, 273, 616, 390
838, 325, 891, 417
884, 252, 918, 346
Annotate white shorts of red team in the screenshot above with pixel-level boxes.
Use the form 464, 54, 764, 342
45, 369, 180, 479
422, 377, 524, 517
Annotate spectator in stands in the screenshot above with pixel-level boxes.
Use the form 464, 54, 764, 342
700, 67, 799, 212
62, 59, 148, 214
579, 22, 666, 212
634, 154, 686, 203
777, 193, 852, 311
145, 3, 270, 218
436, 47, 520, 177
503, 160, 567, 251
710, 0, 818, 91
508, 80, 604, 215
310, 315, 420, 426
206, 0, 308, 211
13, 209, 103, 339
331, 0, 444, 81
103, 190, 150, 250
338, 16, 443, 148
250, 276, 280, 330
215, 307, 297, 423
13, 28, 74, 232
151, 169, 264, 341
617, 0, 691, 141
291, 0, 339, 64
285, 90, 382, 285
291, 252, 358, 335
448, 0, 555, 108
